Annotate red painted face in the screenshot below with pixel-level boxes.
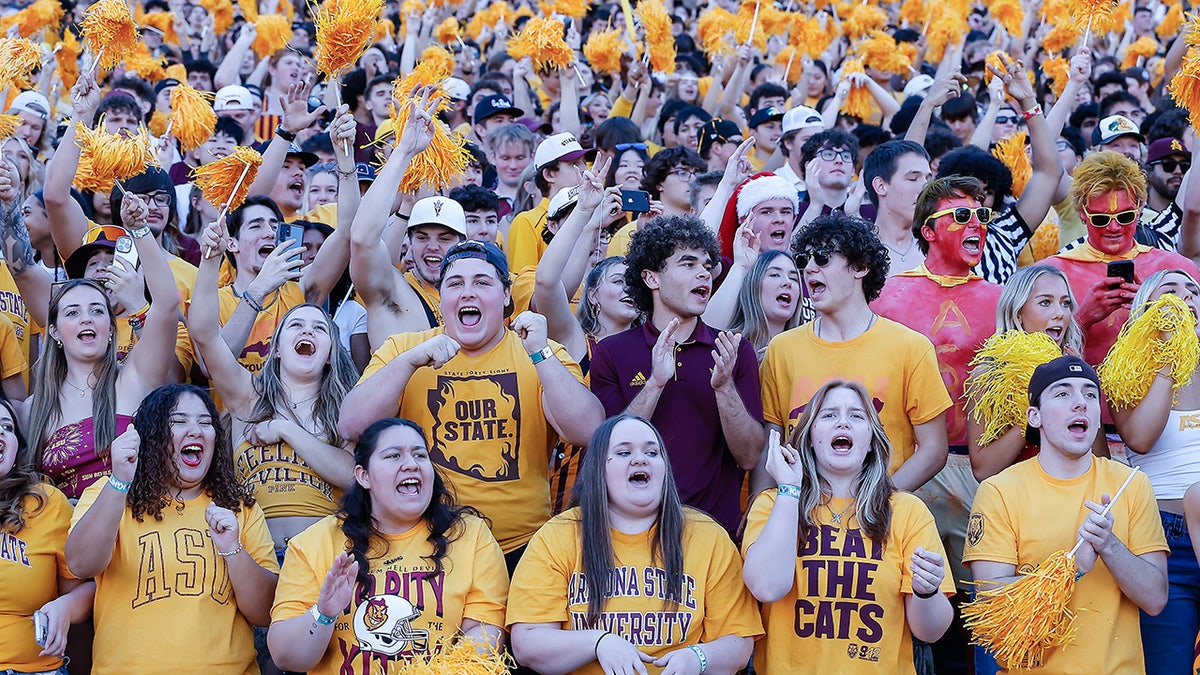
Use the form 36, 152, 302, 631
1082, 189, 1140, 255
921, 195, 987, 274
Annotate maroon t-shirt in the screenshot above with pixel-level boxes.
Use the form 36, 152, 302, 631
589, 319, 763, 534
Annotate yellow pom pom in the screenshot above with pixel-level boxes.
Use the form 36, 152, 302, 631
545, 0, 589, 20
927, 14, 967, 63
507, 16, 574, 73
3, 0, 65, 39
898, 0, 928, 27
697, 6, 735, 57
855, 30, 912, 75
149, 110, 168, 137
989, 0, 1024, 35
1099, 293, 1200, 408
56, 28, 81, 91
0, 114, 22, 140
434, 16, 461, 45
1042, 23, 1082, 54
192, 145, 263, 211
1043, 55, 1069, 97
198, 0, 234, 34
124, 41, 168, 81
841, 58, 873, 120
388, 61, 472, 193
992, 130, 1031, 196
731, 0, 767, 52
393, 635, 512, 674
0, 37, 41, 91
1028, 219, 1060, 260
774, 46, 803, 83
252, 14, 291, 58
965, 330, 1062, 445
171, 83, 218, 152
314, 0, 385, 77
73, 118, 156, 193
584, 28, 625, 75
791, 13, 832, 58
843, 4, 888, 40
82, 0, 141, 72
1121, 36, 1159, 69
636, 0, 675, 74
136, 8, 179, 46
1158, 4, 1184, 39
418, 45, 456, 78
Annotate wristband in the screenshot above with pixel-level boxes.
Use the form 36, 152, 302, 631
275, 126, 298, 142
128, 304, 150, 331
914, 587, 939, 599
396, 212, 411, 220
1074, 570, 1086, 581
777, 484, 802, 499
107, 475, 132, 493
216, 542, 244, 557
241, 290, 265, 313
1021, 104, 1043, 121
689, 644, 709, 673
594, 631, 612, 658
129, 225, 152, 239
529, 345, 555, 365
309, 605, 336, 626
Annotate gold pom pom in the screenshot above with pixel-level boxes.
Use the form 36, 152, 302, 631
73, 118, 157, 193
418, 45, 457, 77
965, 330, 1062, 446
2, 0, 65, 39
192, 145, 263, 211
898, 0, 928, 27
507, 16, 574, 73
0, 114, 22, 140
774, 46, 803, 83
434, 16, 461, 45
1043, 55, 1069, 97
1042, 24, 1082, 54
584, 28, 624, 75
1099, 293, 1200, 408
389, 61, 472, 192
1121, 36, 1159, 68
791, 13, 832, 58
136, 8, 179, 46
697, 6, 735, 57
0, 37, 41, 91
927, 14, 967, 62
843, 4, 888, 40
1168, 52, 1200, 129
636, 0, 675, 74
171, 83, 218, 152
989, 0, 1024, 35
992, 131, 1031, 196
1158, 4, 1184, 39
82, 0, 141, 72
840, 58, 873, 120
393, 636, 512, 674
314, 0, 385, 77
541, 0, 589, 20
56, 28, 81, 91
252, 14, 292, 58
855, 30, 912, 75
125, 41, 168, 81
149, 110, 168, 137
197, 0, 234, 34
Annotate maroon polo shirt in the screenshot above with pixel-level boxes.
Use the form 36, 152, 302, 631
590, 319, 763, 534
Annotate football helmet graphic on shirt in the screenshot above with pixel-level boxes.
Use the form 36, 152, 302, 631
352, 594, 430, 656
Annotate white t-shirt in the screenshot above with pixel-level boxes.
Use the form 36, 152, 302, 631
332, 298, 367, 352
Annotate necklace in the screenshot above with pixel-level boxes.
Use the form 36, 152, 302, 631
289, 393, 319, 410
815, 313, 877, 341
883, 237, 919, 262
63, 377, 93, 398
826, 499, 855, 524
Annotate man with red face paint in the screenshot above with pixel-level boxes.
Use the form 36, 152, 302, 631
1046, 152, 1200, 367
872, 176, 1003, 670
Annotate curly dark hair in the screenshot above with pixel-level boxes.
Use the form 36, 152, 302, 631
792, 212, 890, 303
128, 384, 253, 522
640, 147, 707, 199
936, 146, 1013, 209
623, 214, 719, 315
340, 419, 482, 587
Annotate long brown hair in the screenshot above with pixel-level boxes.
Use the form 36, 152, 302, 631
1, 398, 42, 534
30, 280, 120, 469
573, 415, 686, 627
789, 381, 895, 551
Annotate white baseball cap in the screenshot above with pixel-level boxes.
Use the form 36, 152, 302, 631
781, 105, 823, 135
408, 196, 467, 236
534, 132, 590, 171
214, 85, 255, 111
444, 77, 470, 102
902, 74, 936, 98
547, 185, 581, 220
8, 91, 51, 120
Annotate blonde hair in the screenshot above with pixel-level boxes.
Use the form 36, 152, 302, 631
1069, 151, 1148, 214
1130, 269, 1200, 321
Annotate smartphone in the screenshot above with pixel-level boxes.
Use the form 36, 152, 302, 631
114, 235, 139, 271
275, 223, 303, 264
620, 189, 651, 214
33, 610, 47, 648
1107, 260, 1135, 284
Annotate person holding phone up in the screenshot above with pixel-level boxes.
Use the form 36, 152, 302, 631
1045, 152, 1200, 368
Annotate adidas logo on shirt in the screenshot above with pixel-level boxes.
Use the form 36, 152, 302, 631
629, 372, 647, 387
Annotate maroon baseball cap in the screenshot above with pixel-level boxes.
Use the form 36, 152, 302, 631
1147, 137, 1189, 164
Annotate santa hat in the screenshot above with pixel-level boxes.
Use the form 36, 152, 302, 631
717, 172, 800, 258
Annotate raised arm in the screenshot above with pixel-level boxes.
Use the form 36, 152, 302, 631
703, 225, 759, 330
1177, 126, 1200, 263
118, 194, 183, 398
65, 428, 140, 579
300, 105, 357, 304
513, 312, 604, 446
248, 80, 327, 198
45, 74, 99, 260
742, 431, 803, 602
999, 58, 1063, 232
1111, 366, 1175, 454
1044, 49, 1091, 138
969, 76, 1005, 150
697, 137, 755, 236
189, 220, 257, 414
905, 72, 968, 146
556, 64, 582, 138
214, 24, 256, 88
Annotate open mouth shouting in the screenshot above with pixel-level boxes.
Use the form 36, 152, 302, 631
962, 235, 981, 255
259, 243, 276, 260
180, 442, 205, 468
287, 177, 304, 202
1043, 324, 1064, 342
776, 290, 794, 310
458, 305, 482, 327
830, 434, 854, 453
421, 255, 443, 273
628, 469, 651, 488
77, 328, 98, 344
768, 227, 789, 247
1066, 417, 1090, 440
690, 284, 711, 302
295, 338, 317, 356
398, 477, 421, 495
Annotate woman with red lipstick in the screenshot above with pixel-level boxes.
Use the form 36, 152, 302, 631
267, 418, 508, 674
0, 398, 95, 675
65, 384, 279, 674
21, 194, 181, 501
508, 415, 762, 674
1112, 269, 1200, 674
742, 381, 954, 673
190, 218, 358, 557
967, 264, 1087, 482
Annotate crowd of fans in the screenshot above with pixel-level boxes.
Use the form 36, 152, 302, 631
1, 0, 1199, 672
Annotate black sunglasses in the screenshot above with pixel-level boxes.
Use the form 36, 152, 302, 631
1154, 159, 1191, 173
795, 248, 841, 268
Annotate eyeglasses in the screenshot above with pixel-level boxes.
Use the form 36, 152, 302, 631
924, 206, 994, 226
137, 192, 172, 207
668, 168, 696, 181
817, 149, 854, 163
1055, 140, 1073, 152
1153, 159, 1191, 173
795, 248, 841, 268
1083, 208, 1139, 228
614, 142, 648, 152
995, 115, 1021, 125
